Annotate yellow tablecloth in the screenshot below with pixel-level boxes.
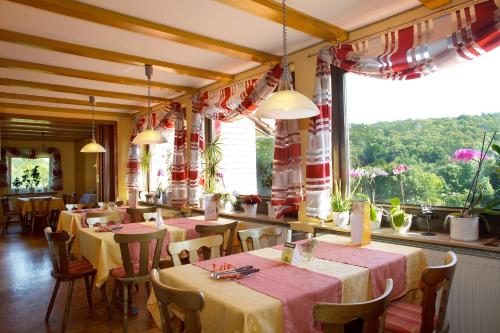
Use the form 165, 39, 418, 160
57, 209, 125, 236
16, 197, 64, 215
147, 234, 427, 333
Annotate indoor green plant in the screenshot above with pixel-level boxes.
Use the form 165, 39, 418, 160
331, 180, 355, 227
140, 150, 152, 194
389, 164, 413, 234
201, 136, 223, 219
12, 177, 22, 191
243, 195, 261, 216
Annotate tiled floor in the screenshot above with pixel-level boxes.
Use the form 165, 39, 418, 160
0, 223, 161, 333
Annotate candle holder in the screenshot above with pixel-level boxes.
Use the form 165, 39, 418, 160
420, 204, 436, 236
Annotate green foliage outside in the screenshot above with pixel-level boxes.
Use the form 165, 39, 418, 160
256, 136, 275, 196
10, 157, 50, 189
349, 113, 499, 207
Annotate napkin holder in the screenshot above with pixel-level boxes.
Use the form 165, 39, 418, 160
350, 200, 371, 246
281, 242, 301, 264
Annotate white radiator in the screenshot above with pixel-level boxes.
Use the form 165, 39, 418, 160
424, 250, 500, 333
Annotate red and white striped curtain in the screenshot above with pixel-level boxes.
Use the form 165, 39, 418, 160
125, 103, 177, 191
171, 105, 188, 207
188, 64, 283, 206
271, 119, 304, 218
306, 0, 500, 219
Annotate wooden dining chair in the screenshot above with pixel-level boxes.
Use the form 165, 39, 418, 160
180, 206, 193, 217
384, 252, 457, 333
70, 193, 78, 204
287, 222, 316, 242
150, 269, 205, 333
195, 221, 238, 256
238, 226, 282, 252
114, 200, 124, 207
126, 206, 157, 223
1, 196, 19, 234
111, 228, 168, 333
44, 227, 97, 333
314, 279, 393, 333
30, 197, 52, 234
168, 235, 224, 266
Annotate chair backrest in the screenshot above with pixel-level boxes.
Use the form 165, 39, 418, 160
238, 226, 282, 252
314, 279, 393, 333
168, 235, 223, 266
180, 207, 193, 217
114, 200, 124, 207
44, 227, 71, 278
113, 228, 168, 281
195, 221, 238, 256
1, 196, 10, 214
143, 212, 161, 222
86, 211, 122, 223
150, 269, 204, 333
30, 197, 52, 215
288, 222, 315, 242
70, 193, 78, 204
62, 194, 69, 205
421, 251, 457, 333
127, 206, 157, 223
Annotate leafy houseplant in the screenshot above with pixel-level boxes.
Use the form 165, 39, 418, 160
389, 164, 412, 234
21, 166, 41, 190
445, 132, 499, 241
243, 195, 261, 216
331, 180, 357, 227
140, 150, 152, 193
201, 136, 224, 220
12, 177, 22, 190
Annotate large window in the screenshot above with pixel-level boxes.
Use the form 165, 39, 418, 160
345, 48, 499, 207
149, 129, 175, 193
10, 157, 51, 189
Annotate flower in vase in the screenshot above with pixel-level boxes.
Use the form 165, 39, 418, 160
393, 164, 409, 175
348, 168, 365, 178
452, 148, 490, 163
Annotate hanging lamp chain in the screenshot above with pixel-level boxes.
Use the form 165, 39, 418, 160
280, 0, 292, 91
89, 95, 96, 140
145, 64, 153, 130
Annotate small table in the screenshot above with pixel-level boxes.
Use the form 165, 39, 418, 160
16, 196, 65, 216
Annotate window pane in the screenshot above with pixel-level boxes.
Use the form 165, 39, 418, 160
149, 130, 175, 193
346, 48, 500, 207
10, 157, 51, 189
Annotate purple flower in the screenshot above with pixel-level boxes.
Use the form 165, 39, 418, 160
453, 148, 490, 163
157, 169, 165, 177
393, 164, 409, 175
348, 168, 365, 178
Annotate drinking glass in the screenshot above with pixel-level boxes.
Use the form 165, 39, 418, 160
300, 239, 317, 262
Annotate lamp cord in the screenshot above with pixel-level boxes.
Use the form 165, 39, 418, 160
146, 66, 152, 130
91, 101, 95, 140
280, 0, 292, 91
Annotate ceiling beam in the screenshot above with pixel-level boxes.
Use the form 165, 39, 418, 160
216, 0, 348, 42
0, 58, 194, 93
0, 92, 144, 111
0, 29, 233, 81
0, 113, 116, 124
0, 78, 169, 103
0, 135, 79, 142
0, 102, 133, 118
0, 122, 91, 130
8, 0, 280, 64
0, 129, 87, 137
418, 0, 452, 9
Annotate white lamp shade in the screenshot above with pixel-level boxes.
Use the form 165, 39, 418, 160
255, 90, 320, 119
80, 138, 106, 153
132, 129, 167, 145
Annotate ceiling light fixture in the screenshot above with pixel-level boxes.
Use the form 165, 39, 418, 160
255, 0, 320, 119
132, 65, 167, 145
36, 131, 51, 158
80, 96, 106, 153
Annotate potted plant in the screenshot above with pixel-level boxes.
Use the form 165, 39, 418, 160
31, 166, 41, 189
350, 168, 387, 229
389, 164, 412, 234
140, 150, 152, 193
243, 195, 261, 216
12, 177, 22, 192
331, 180, 356, 227
201, 136, 223, 220
445, 132, 499, 241
219, 192, 235, 212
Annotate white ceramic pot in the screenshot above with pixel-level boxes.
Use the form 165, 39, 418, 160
332, 211, 350, 227
447, 215, 479, 241
370, 210, 383, 230
243, 203, 258, 216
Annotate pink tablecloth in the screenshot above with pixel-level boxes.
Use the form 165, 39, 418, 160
195, 253, 342, 333
276, 241, 406, 298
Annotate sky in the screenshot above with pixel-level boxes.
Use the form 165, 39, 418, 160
346, 47, 500, 125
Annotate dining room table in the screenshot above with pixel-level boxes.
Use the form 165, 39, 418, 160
146, 233, 428, 333
57, 206, 130, 236
16, 196, 65, 216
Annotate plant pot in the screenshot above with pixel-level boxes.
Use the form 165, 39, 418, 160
219, 200, 233, 213
370, 209, 383, 230
391, 214, 413, 234
204, 194, 220, 221
243, 203, 257, 216
332, 211, 350, 227
446, 215, 479, 241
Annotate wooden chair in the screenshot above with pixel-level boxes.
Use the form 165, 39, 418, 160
180, 206, 193, 217
62, 194, 69, 205
30, 197, 51, 234
126, 206, 157, 223
44, 227, 96, 333
168, 235, 223, 266
384, 252, 457, 333
314, 279, 393, 333
1, 197, 19, 234
114, 200, 124, 207
195, 221, 238, 256
287, 222, 316, 242
238, 226, 282, 252
150, 269, 204, 333
70, 193, 78, 204
111, 228, 168, 333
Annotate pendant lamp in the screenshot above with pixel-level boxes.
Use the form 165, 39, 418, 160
36, 132, 51, 158
255, 0, 320, 120
132, 65, 167, 145
80, 96, 106, 153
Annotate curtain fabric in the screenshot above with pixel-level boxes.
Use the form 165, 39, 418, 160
188, 64, 283, 206
306, 0, 500, 219
0, 147, 63, 190
171, 105, 188, 207
271, 119, 304, 218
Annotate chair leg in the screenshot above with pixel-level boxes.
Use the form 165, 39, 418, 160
145, 282, 151, 297
122, 283, 129, 333
84, 275, 93, 309
45, 279, 61, 321
99, 283, 111, 320
31, 216, 36, 235
61, 280, 74, 333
